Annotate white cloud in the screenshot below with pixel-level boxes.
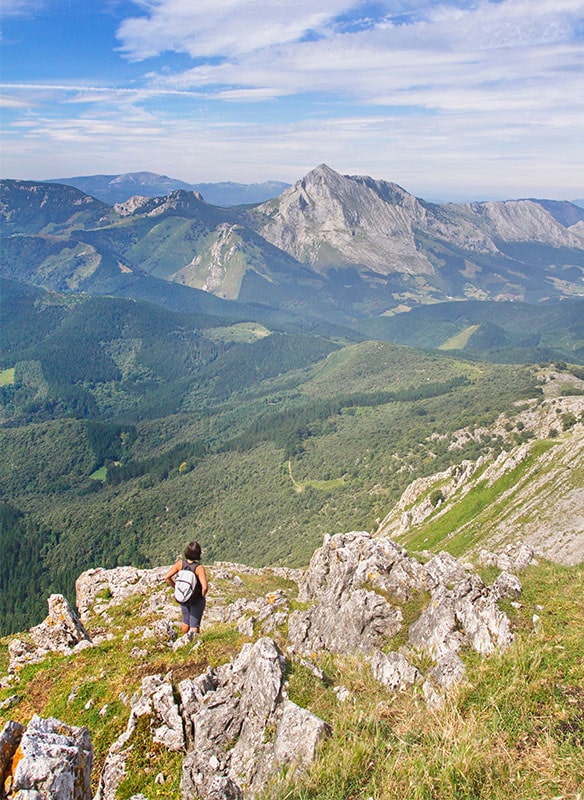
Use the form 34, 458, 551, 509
2, 0, 583, 198
137, 0, 584, 118
117, 0, 354, 59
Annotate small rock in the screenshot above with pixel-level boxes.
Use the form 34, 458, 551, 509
370, 651, 421, 691
333, 685, 351, 702
0, 694, 21, 710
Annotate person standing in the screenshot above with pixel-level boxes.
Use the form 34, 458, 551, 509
165, 541, 208, 636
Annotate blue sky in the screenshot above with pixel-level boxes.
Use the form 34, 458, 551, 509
1, 0, 583, 200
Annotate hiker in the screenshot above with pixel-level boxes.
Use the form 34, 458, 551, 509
165, 541, 208, 635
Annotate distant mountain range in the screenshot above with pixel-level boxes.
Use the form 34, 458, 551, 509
46, 171, 291, 206
2, 164, 584, 361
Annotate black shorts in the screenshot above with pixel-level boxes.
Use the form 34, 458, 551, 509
180, 596, 206, 628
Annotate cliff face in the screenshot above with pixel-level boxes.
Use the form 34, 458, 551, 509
254, 164, 584, 274
377, 388, 584, 566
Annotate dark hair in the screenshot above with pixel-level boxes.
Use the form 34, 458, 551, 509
184, 541, 201, 561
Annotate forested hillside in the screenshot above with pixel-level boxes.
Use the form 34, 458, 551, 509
0, 276, 562, 635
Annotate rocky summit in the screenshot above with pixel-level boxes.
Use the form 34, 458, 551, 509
1, 529, 542, 799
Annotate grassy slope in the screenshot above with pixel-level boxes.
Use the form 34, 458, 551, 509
0, 560, 582, 800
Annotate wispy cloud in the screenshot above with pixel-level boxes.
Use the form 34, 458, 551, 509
137, 0, 584, 109
2, 0, 583, 197
0, 0, 45, 16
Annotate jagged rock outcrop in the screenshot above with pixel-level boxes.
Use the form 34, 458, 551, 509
0, 720, 25, 794
377, 398, 584, 566
409, 551, 516, 659
8, 595, 91, 673
1, 536, 532, 798
180, 637, 329, 798
75, 566, 168, 623
287, 533, 519, 707
95, 637, 329, 800
288, 531, 426, 656
479, 543, 538, 573
1, 715, 92, 799
95, 672, 186, 800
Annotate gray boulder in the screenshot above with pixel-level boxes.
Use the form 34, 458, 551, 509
409, 573, 514, 657
299, 531, 426, 604
75, 566, 168, 622
478, 542, 538, 572
130, 674, 185, 752
6, 715, 92, 800
491, 570, 522, 601
422, 652, 467, 709
289, 589, 402, 655
273, 700, 331, 768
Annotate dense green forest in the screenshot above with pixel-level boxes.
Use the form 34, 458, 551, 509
1, 277, 576, 635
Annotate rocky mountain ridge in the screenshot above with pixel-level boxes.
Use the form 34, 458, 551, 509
2, 166, 583, 323
1, 531, 538, 799
255, 165, 584, 274
378, 379, 584, 566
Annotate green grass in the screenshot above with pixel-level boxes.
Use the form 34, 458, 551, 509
262, 560, 584, 800
89, 466, 107, 481
207, 322, 272, 343
439, 325, 480, 351
0, 367, 15, 386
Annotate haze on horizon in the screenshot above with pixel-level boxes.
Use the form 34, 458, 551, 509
1, 0, 583, 202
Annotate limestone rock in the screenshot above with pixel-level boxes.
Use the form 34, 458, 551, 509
8, 595, 91, 673
95, 673, 185, 800
479, 543, 538, 572
7, 715, 92, 800
427, 652, 466, 690
273, 700, 330, 768
298, 531, 425, 604
130, 674, 185, 752
93, 718, 136, 800
422, 653, 467, 709
31, 595, 90, 651
289, 531, 426, 656
423, 551, 470, 591
409, 573, 513, 658
75, 566, 168, 622
289, 589, 403, 655
1, 720, 25, 794
370, 651, 421, 691
179, 637, 328, 799
490, 571, 522, 602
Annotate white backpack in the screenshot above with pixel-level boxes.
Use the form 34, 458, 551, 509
174, 561, 200, 603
